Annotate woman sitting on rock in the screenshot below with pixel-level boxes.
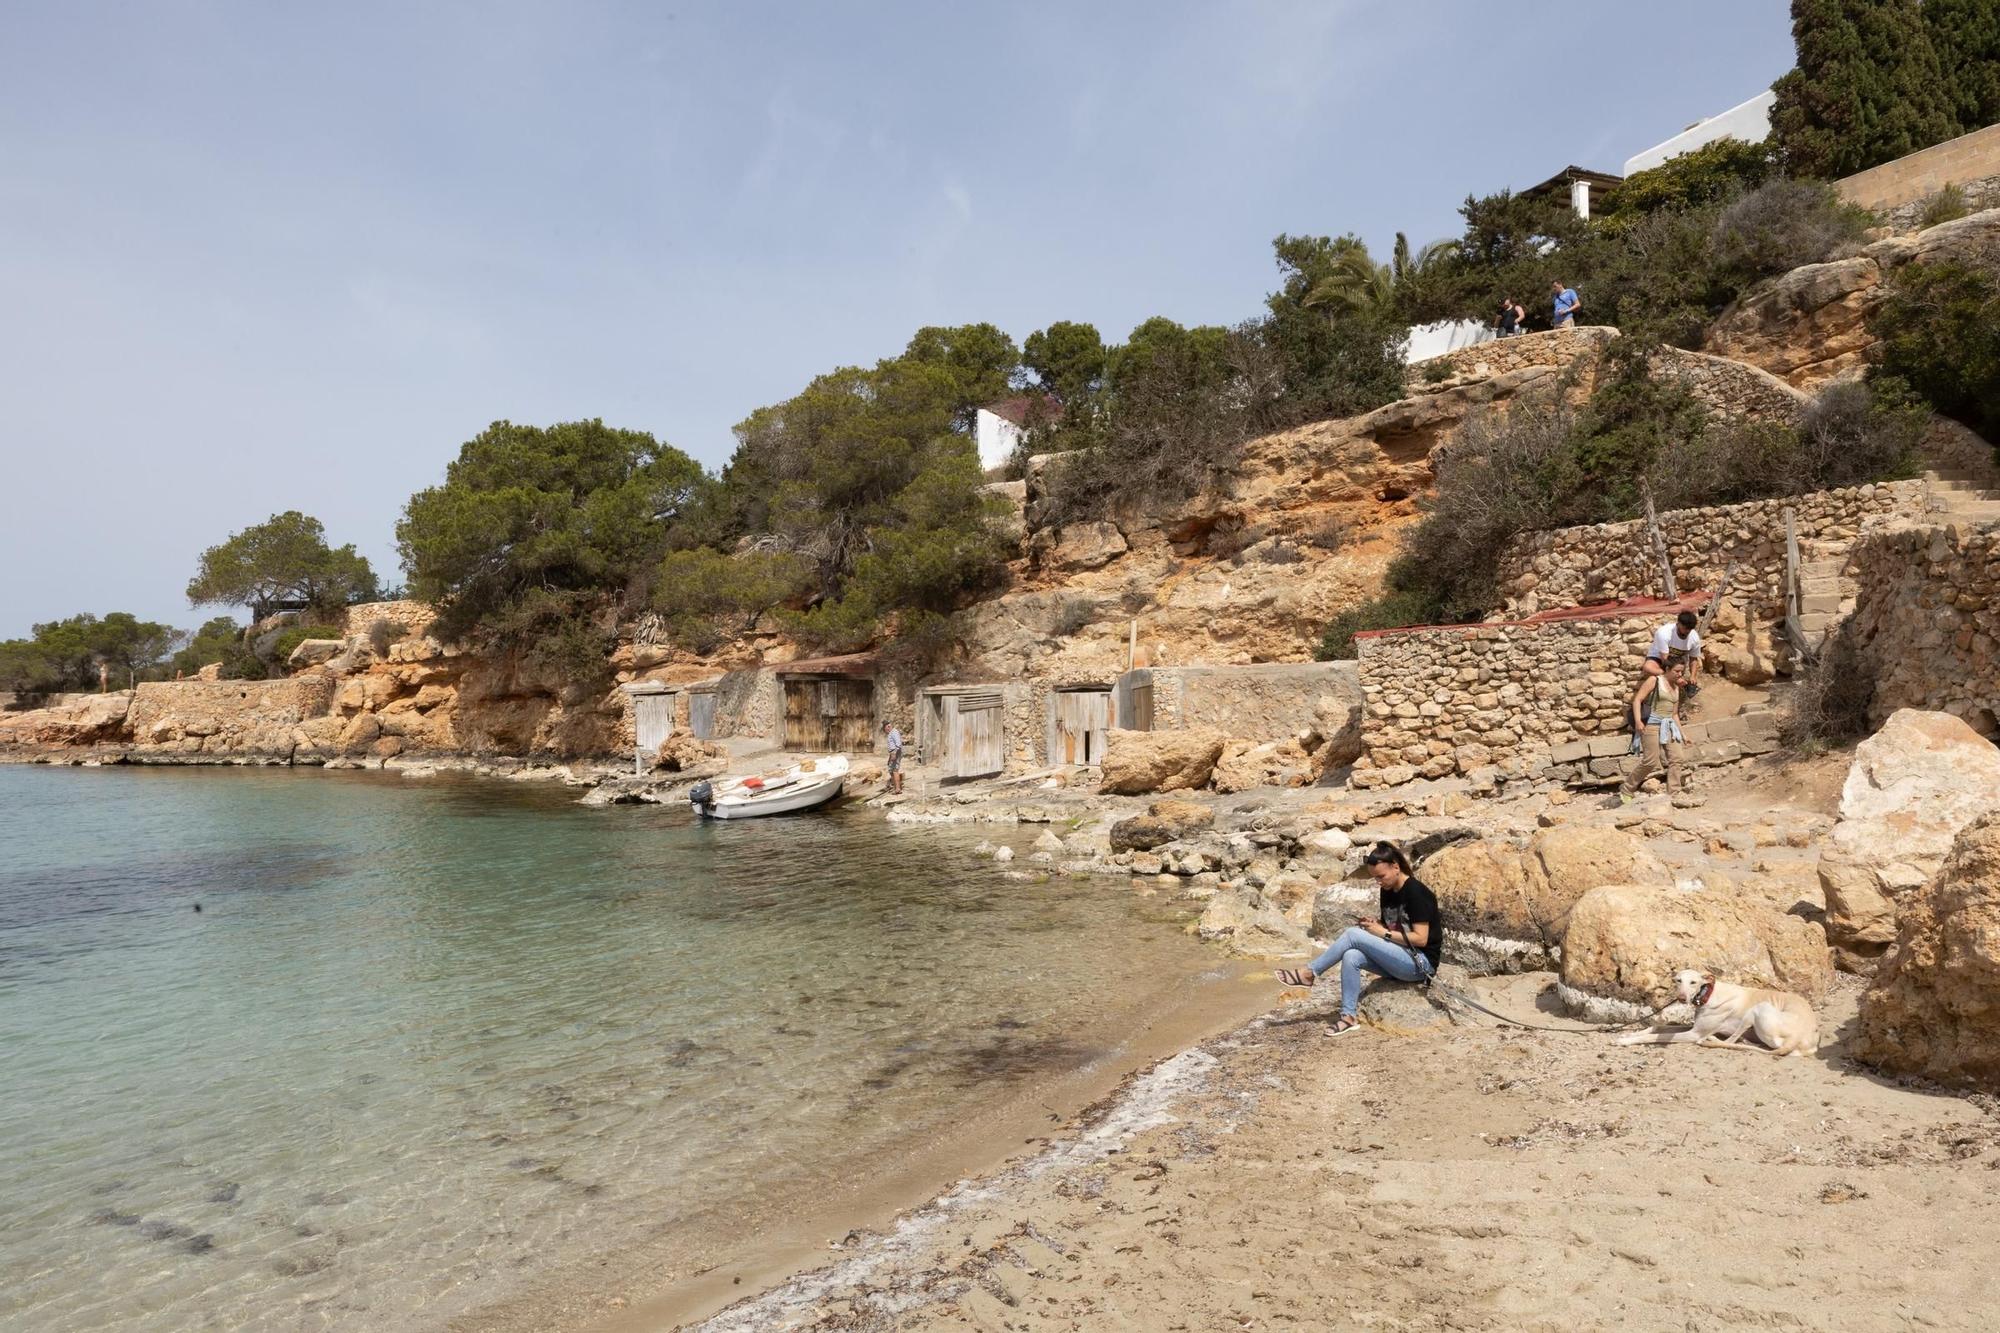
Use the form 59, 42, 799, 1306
1274, 843, 1445, 1037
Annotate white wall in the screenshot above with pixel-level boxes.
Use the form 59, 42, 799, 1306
1404, 319, 1493, 364
974, 408, 1025, 471
1624, 90, 1775, 177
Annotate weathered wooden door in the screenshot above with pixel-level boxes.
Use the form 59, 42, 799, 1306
783, 678, 876, 752
1048, 688, 1111, 765
634, 693, 674, 755
1116, 678, 1154, 732
946, 690, 1005, 778
688, 691, 717, 739
918, 692, 949, 765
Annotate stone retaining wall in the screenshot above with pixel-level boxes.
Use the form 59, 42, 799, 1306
1405, 326, 1609, 387
1494, 481, 1927, 619
340, 600, 438, 640
124, 678, 319, 756
1651, 346, 1807, 424
1844, 516, 2000, 735
1351, 615, 1779, 788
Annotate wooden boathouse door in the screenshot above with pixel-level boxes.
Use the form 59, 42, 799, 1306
944, 690, 1005, 779
1048, 687, 1111, 766
782, 677, 876, 753
688, 691, 717, 740
633, 692, 674, 757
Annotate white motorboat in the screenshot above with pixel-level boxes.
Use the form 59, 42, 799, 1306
689, 754, 849, 819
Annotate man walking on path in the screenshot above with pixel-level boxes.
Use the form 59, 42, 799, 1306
1551, 279, 1580, 328
882, 721, 905, 795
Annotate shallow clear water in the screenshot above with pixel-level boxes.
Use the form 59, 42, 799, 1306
0, 765, 1224, 1331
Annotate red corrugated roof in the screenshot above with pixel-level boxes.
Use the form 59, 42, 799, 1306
1354, 590, 1712, 642
981, 394, 1060, 428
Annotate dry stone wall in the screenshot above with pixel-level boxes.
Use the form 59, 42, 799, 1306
1651, 347, 1806, 424
339, 600, 438, 640
1844, 516, 2000, 736
1405, 327, 1611, 390
1494, 481, 1926, 619
1351, 616, 1779, 788
124, 678, 323, 758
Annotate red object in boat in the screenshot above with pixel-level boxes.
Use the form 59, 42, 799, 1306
742, 777, 764, 789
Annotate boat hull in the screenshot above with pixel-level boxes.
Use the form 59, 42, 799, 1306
699, 777, 845, 819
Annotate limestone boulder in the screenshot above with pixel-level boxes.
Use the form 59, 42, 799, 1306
1820, 710, 2000, 967
1419, 840, 1560, 973
1211, 737, 1317, 793
1099, 727, 1226, 795
1196, 885, 1311, 958
1527, 824, 1671, 915
1110, 798, 1217, 852
650, 733, 727, 773
286, 638, 346, 669
1854, 813, 2000, 1089
1558, 883, 1833, 1018
0, 692, 134, 748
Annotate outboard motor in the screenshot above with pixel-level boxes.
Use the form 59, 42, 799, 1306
688, 779, 715, 815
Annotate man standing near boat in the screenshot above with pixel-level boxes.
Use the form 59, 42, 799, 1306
882, 721, 905, 795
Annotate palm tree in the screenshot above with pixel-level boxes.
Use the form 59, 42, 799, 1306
1302, 232, 1455, 316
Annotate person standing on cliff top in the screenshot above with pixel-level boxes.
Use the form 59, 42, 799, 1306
881, 721, 904, 795
1274, 843, 1444, 1038
1551, 279, 1580, 328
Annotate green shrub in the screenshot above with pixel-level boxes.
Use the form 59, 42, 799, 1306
1709, 179, 1872, 285
652, 547, 815, 653
1870, 259, 2000, 446
1598, 138, 1774, 233
1780, 628, 1875, 754
1314, 588, 1447, 661
1916, 183, 1971, 229
1421, 359, 1454, 384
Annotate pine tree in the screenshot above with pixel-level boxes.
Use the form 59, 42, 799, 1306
1769, 0, 1963, 178
1926, 0, 2000, 134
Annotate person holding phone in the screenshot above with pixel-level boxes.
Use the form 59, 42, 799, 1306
1274, 843, 1446, 1037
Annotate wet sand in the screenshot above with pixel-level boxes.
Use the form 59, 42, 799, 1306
663, 972, 2000, 1333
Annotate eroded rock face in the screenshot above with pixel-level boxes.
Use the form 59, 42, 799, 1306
1211, 737, 1317, 794
1821, 710, 2000, 969
0, 691, 134, 748
1196, 885, 1310, 958
650, 733, 727, 773
1099, 728, 1226, 795
1558, 883, 1832, 1018
1854, 813, 2000, 1090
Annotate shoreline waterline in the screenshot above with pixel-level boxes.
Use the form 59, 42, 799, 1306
0, 763, 1260, 1333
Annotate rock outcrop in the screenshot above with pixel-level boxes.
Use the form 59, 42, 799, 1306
1819, 710, 2000, 970
1100, 728, 1226, 795
1704, 209, 2000, 392
0, 691, 133, 747
1557, 883, 1833, 1020
650, 733, 727, 773
1108, 798, 1216, 852
1854, 813, 2000, 1090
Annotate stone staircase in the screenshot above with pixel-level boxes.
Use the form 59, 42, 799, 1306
1924, 469, 2000, 524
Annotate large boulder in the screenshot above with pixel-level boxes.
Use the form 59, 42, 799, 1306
1820, 710, 2000, 970
1108, 798, 1215, 852
1211, 737, 1317, 794
1196, 885, 1310, 958
286, 638, 347, 669
0, 691, 134, 748
1099, 727, 1226, 795
1417, 826, 1669, 975
650, 733, 726, 773
1557, 883, 1833, 1021
1854, 813, 2000, 1089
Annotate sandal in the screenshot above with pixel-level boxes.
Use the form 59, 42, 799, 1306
1274, 968, 1315, 988
1324, 1016, 1361, 1037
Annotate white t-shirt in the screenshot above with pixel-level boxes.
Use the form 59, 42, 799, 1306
1649, 622, 1701, 663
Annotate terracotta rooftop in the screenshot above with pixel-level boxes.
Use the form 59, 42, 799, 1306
1354, 590, 1712, 642
980, 394, 1060, 428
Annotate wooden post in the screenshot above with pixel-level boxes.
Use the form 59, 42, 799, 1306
1693, 559, 1740, 639
1128, 619, 1138, 671
1781, 507, 1812, 662
1641, 477, 1677, 600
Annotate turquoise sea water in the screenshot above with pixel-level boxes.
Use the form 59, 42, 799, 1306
0, 766, 1224, 1331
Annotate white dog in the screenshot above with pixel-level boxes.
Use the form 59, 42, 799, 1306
1615, 969, 1819, 1057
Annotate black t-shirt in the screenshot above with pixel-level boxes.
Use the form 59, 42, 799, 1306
1381, 875, 1444, 970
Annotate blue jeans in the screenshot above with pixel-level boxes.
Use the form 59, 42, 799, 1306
1309, 927, 1433, 1018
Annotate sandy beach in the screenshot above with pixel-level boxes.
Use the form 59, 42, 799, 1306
669, 971, 2000, 1333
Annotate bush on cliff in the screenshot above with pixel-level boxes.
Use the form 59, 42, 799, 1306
0, 612, 182, 693
170, 616, 264, 680
1770, 0, 1964, 180
397, 419, 709, 677
1869, 260, 2000, 448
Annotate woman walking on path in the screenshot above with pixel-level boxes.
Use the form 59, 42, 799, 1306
1275, 844, 1445, 1038
1620, 658, 1691, 801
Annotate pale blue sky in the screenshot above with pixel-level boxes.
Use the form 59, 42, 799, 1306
0, 1, 1796, 635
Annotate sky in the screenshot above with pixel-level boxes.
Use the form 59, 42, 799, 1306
0, 1, 1798, 637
